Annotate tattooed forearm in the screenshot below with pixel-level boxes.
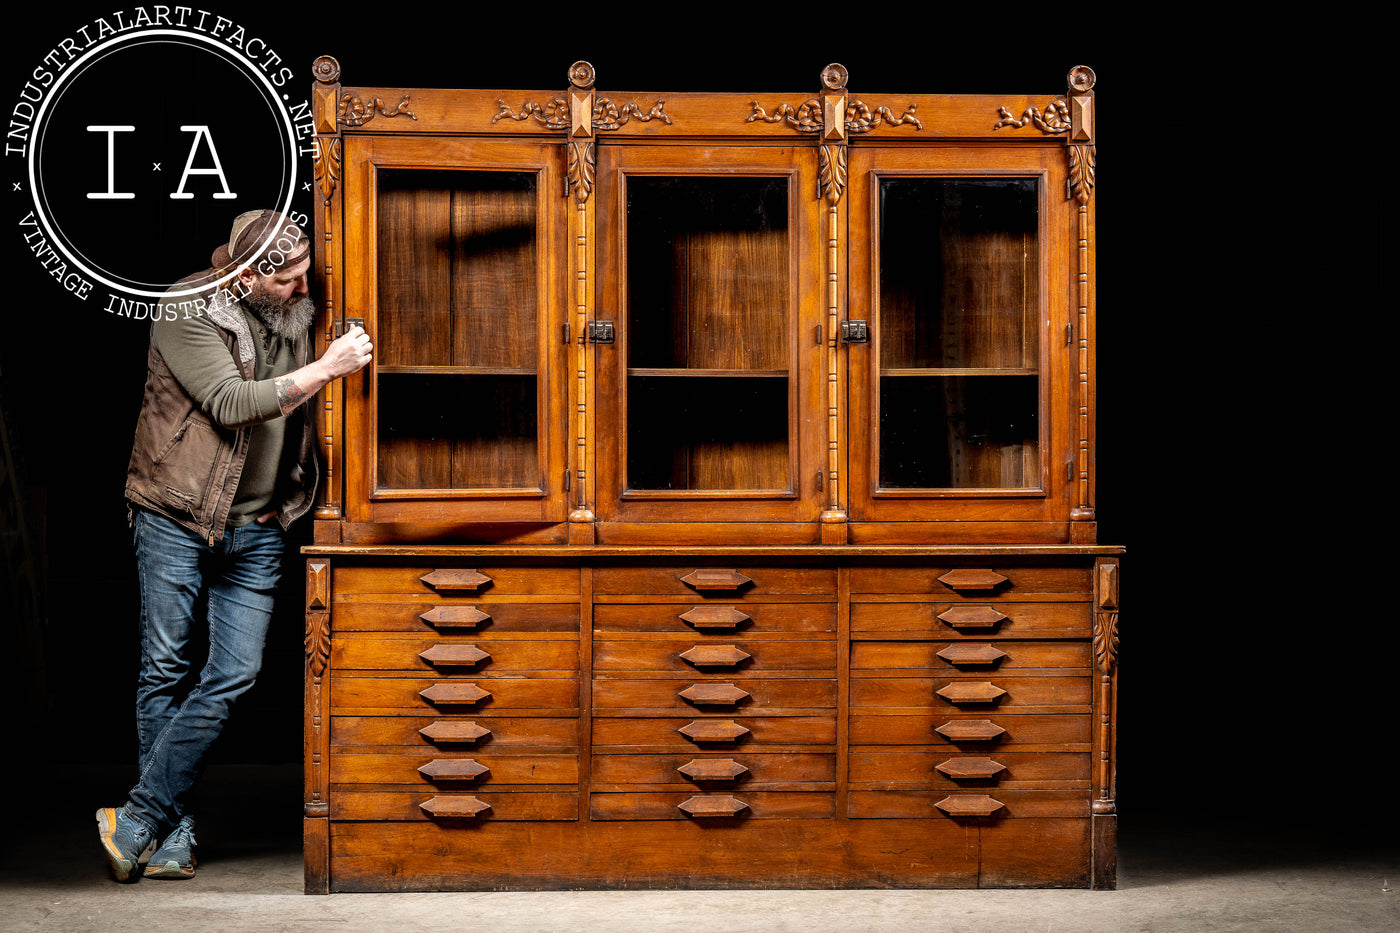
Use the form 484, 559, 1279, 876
275, 376, 308, 414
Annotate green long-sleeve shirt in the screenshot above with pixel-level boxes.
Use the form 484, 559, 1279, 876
151, 306, 296, 528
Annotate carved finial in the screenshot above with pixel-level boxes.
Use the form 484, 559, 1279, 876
313, 55, 341, 84
570, 60, 596, 89
1068, 65, 1096, 93
821, 63, 848, 91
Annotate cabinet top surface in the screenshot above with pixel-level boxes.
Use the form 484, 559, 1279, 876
302, 544, 1124, 557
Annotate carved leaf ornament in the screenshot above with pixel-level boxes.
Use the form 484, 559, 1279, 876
304, 613, 330, 677
314, 138, 341, 203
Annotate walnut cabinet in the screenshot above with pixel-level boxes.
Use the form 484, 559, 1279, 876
303, 58, 1120, 892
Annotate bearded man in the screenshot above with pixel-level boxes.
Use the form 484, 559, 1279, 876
99, 210, 371, 882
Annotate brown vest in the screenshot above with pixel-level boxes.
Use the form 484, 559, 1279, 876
124, 286, 318, 542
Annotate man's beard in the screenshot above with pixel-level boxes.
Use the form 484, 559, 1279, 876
244, 289, 315, 339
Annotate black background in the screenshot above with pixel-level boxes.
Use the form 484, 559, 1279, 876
2, 4, 1386, 847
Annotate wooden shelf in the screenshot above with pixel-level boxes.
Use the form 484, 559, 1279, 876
629, 368, 788, 378
881, 368, 1038, 377
379, 366, 538, 376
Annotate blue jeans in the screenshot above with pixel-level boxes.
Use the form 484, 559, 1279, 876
126, 509, 285, 836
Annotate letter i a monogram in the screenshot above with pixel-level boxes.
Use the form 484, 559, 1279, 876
85, 125, 237, 200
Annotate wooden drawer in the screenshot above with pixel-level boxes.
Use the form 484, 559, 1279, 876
332, 636, 579, 673
331, 792, 577, 822
850, 675, 1093, 711
592, 638, 836, 674
592, 716, 837, 749
332, 716, 579, 749
593, 602, 835, 635
850, 602, 1090, 639
330, 751, 578, 786
849, 750, 1090, 789
592, 753, 835, 789
851, 641, 1092, 672
848, 789, 1089, 820
850, 564, 1091, 597
592, 566, 836, 599
592, 679, 837, 712
331, 676, 579, 712
848, 713, 1091, 747
334, 600, 580, 634
590, 792, 835, 821
333, 565, 579, 597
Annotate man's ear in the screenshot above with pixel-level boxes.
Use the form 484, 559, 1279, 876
236, 267, 261, 291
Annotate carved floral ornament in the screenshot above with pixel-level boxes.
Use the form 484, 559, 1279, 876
312, 55, 341, 84
492, 96, 672, 130
747, 97, 922, 134
340, 93, 418, 126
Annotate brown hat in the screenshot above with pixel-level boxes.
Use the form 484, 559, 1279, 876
212, 209, 310, 274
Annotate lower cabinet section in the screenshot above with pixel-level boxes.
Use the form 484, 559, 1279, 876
303, 549, 1121, 891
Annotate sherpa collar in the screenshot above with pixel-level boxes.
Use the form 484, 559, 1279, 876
203, 284, 256, 367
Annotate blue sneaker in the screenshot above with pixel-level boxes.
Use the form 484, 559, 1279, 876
144, 815, 197, 879
96, 806, 155, 882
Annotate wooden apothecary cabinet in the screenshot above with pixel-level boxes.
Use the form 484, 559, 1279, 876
302, 57, 1120, 892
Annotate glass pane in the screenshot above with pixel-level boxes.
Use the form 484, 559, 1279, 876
879, 375, 1037, 488
624, 176, 790, 490
378, 373, 539, 490
375, 169, 540, 489
877, 178, 1039, 489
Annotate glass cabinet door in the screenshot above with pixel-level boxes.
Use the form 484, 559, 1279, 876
848, 147, 1071, 526
595, 147, 822, 530
343, 138, 568, 526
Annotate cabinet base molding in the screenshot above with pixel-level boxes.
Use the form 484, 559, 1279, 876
319, 818, 1095, 892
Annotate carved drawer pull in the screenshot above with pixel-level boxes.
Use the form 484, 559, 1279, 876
419, 721, 491, 744
420, 607, 491, 630
938, 569, 1008, 592
935, 719, 1006, 742
419, 683, 491, 706
678, 795, 749, 818
419, 645, 491, 668
420, 569, 493, 594
937, 606, 1008, 630
680, 645, 752, 668
937, 644, 1008, 667
680, 569, 754, 593
678, 758, 749, 782
936, 681, 1007, 705
936, 757, 1007, 780
419, 795, 491, 819
679, 683, 751, 706
935, 794, 1004, 818
418, 759, 490, 782
679, 720, 750, 743
679, 606, 751, 631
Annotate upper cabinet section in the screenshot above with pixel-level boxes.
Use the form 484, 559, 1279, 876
310, 58, 1099, 545
340, 137, 570, 531
594, 145, 823, 530
846, 146, 1072, 530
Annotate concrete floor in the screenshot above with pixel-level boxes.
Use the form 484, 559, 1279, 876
2, 765, 1394, 933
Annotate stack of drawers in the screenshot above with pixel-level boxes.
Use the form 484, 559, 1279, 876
327, 564, 582, 824
848, 562, 1094, 830
590, 566, 838, 821
307, 551, 1116, 890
